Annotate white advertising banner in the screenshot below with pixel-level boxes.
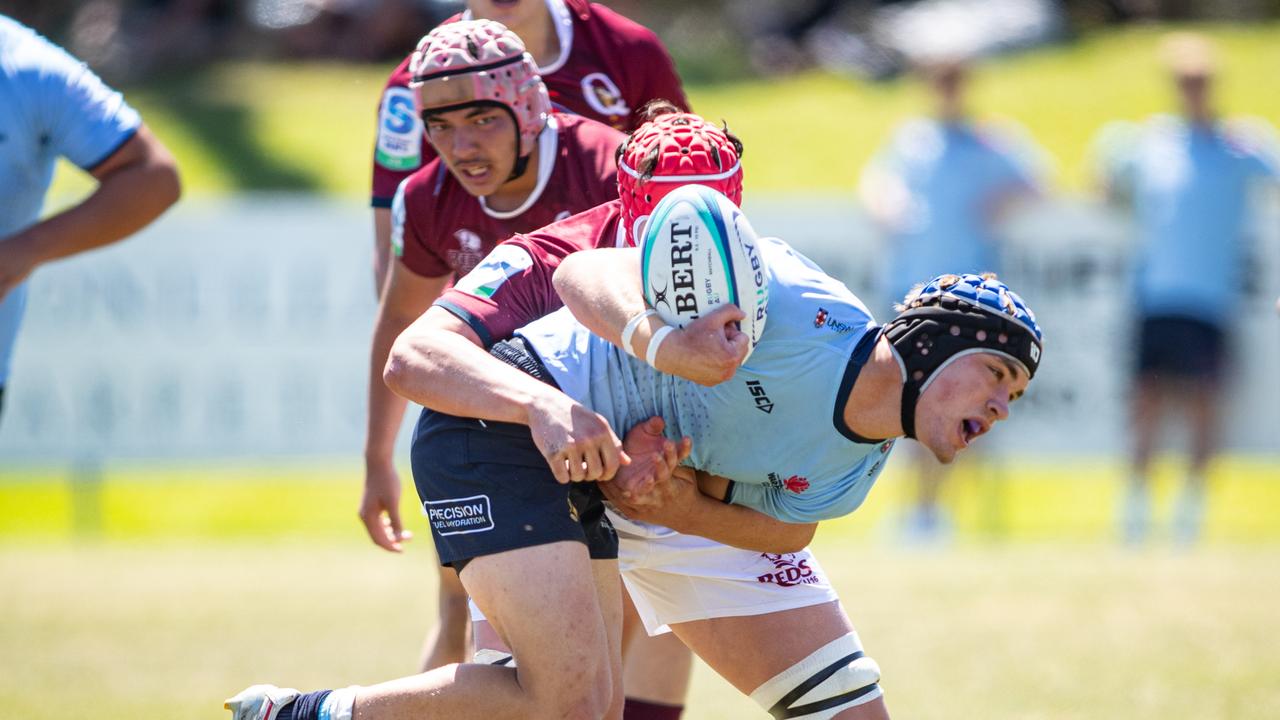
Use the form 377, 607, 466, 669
1, 195, 1276, 461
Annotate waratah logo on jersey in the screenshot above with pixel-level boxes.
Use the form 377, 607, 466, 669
580, 72, 629, 119
768, 472, 809, 494
756, 553, 820, 587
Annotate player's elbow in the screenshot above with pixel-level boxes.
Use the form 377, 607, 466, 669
150, 159, 182, 211
382, 337, 416, 396
136, 131, 183, 211
551, 254, 582, 302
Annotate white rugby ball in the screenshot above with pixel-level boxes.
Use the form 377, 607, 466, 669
640, 185, 768, 361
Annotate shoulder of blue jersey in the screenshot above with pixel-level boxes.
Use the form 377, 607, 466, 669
640, 185, 768, 360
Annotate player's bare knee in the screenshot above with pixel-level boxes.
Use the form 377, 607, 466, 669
749, 633, 883, 720
525, 667, 613, 720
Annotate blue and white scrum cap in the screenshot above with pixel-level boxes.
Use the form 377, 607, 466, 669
883, 273, 1044, 439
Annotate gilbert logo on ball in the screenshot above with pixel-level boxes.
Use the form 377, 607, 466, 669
640, 185, 769, 361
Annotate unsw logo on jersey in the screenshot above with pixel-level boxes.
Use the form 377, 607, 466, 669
376, 87, 422, 171
813, 306, 857, 333
768, 472, 809, 494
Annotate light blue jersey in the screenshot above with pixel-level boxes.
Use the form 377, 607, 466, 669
863, 118, 1042, 299
1096, 115, 1280, 326
0, 15, 141, 383
518, 236, 898, 524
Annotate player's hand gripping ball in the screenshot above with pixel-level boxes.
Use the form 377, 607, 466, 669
640, 185, 769, 361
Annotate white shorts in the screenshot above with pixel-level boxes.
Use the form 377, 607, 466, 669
467, 513, 839, 637
613, 513, 838, 635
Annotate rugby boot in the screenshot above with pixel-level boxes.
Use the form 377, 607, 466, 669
224, 684, 300, 720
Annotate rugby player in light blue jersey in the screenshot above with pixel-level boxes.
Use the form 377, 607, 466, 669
859, 56, 1047, 541
1095, 33, 1280, 545
547, 240, 1041, 522
0, 15, 180, 422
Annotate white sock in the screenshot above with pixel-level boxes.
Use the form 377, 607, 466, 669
320, 686, 358, 720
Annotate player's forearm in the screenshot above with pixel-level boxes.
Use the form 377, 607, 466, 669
670, 492, 817, 554
384, 308, 561, 426
12, 128, 179, 266
365, 313, 413, 462
554, 247, 647, 345
372, 208, 393, 300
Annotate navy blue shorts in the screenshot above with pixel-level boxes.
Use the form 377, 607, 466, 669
1136, 315, 1226, 381
410, 341, 616, 570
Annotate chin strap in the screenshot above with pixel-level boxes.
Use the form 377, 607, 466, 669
507, 151, 532, 182
883, 298, 1041, 439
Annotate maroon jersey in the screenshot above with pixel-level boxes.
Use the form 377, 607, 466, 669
435, 200, 624, 347
372, 0, 689, 206
392, 115, 621, 280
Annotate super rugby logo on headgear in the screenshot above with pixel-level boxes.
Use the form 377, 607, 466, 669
640, 185, 768, 360
617, 110, 744, 247
408, 20, 551, 178
883, 273, 1045, 439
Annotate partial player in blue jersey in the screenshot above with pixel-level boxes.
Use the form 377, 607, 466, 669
0, 15, 181, 422
858, 55, 1047, 541
1094, 33, 1280, 545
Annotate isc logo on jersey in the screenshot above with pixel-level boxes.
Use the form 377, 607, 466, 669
376, 87, 422, 171
640, 185, 769, 361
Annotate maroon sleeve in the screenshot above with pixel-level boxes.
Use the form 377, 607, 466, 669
434, 204, 615, 345
433, 236, 565, 346
395, 169, 452, 278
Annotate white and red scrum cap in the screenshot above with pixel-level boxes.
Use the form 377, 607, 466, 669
618, 112, 744, 246
409, 19, 551, 158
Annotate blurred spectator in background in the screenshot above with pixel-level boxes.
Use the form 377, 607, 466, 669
1093, 33, 1280, 545
0, 15, 181, 424
859, 57, 1046, 542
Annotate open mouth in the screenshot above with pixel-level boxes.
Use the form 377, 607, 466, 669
458, 163, 493, 183
960, 418, 987, 448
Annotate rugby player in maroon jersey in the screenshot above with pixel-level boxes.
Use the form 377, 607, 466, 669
370, 0, 689, 289
359, 17, 622, 675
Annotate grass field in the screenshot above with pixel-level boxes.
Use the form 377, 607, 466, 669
2, 459, 1279, 718
46, 23, 1280, 202
2, 541, 1278, 719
